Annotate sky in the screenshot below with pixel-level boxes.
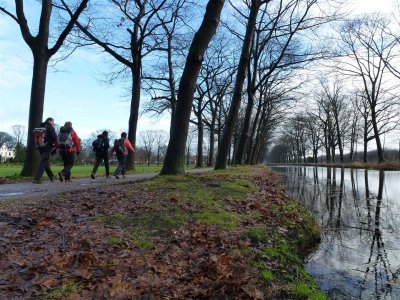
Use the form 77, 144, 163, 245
0, 0, 395, 142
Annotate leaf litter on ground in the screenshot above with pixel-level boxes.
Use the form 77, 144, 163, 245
0, 165, 324, 299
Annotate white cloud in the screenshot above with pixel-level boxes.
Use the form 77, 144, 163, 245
351, 0, 394, 14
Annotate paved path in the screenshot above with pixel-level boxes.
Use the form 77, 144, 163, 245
0, 168, 213, 200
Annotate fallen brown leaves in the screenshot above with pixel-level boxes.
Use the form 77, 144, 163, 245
0, 166, 313, 299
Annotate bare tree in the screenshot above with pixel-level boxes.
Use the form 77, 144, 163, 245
215, 0, 272, 170
318, 78, 349, 163
337, 16, 400, 162
139, 130, 158, 165
0, 0, 88, 176
354, 90, 374, 163
304, 113, 323, 163
236, 0, 327, 164
154, 130, 168, 165
185, 126, 196, 166
142, 0, 194, 127
161, 0, 226, 175
200, 37, 236, 166
11, 125, 26, 146
309, 91, 335, 162
64, 0, 178, 171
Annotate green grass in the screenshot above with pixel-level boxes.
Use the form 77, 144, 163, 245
0, 165, 26, 177
46, 280, 79, 299
97, 208, 189, 250
108, 236, 126, 246
139, 174, 252, 229
0, 163, 167, 178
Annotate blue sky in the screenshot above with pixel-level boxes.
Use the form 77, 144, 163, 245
0, 0, 393, 141
0, 0, 171, 140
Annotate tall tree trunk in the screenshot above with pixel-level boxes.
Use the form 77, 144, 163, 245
363, 139, 368, 163
21, 55, 49, 176
126, 65, 141, 171
207, 117, 216, 166
334, 116, 344, 163
236, 90, 254, 164
363, 116, 368, 163
249, 105, 265, 164
14, 0, 88, 176
371, 110, 384, 163
196, 103, 204, 168
236, 48, 256, 165
313, 149, 318, 163
215, 0, 261, 170
246, 96, 263, 164
161, 0, 225, 175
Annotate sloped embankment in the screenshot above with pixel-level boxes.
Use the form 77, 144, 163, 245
0, 165, 325, 299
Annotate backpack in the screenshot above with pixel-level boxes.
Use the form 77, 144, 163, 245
92, 137, 104, 153
33, 127, 47, 148
58, 127, 74, 149
114, 138, 125, 155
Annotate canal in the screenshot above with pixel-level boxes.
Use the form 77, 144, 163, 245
271, 166, 400, 299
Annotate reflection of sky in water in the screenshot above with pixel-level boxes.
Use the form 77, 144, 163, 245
272, 166, 400, 300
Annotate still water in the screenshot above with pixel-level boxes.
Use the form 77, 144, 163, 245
271, 166, 400, 300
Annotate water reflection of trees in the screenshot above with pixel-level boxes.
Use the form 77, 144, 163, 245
360, 170, 396, 299
278, 166, 400, 298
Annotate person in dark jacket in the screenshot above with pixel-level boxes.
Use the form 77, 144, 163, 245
32, 117, 57, 184
90, 130, 110, 179
57, 121, 81, 182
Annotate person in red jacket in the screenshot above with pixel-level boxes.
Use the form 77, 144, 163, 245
110, 132, 135, 179
57, 121, 81, 182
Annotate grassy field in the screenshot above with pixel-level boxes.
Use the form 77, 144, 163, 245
0, 163, 167, 178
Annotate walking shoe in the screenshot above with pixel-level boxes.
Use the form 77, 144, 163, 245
50, 175, 58, 182
106, 175, 111, 178
91, 173, 95, 179
32, 179, 42, 184
122, 174, 125, 178
114, 174, 120, 179
58, 172, 64, 182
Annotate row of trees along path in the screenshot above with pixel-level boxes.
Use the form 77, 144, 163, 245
4, 1, 395, 175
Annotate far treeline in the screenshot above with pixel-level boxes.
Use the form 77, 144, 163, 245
2, 0, 400, 175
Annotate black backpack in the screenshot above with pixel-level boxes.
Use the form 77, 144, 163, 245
92, 137, 104, 153
114, 138, 125, 155
57, 127, 73, 149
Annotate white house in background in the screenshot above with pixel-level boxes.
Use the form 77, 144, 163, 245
0, 144, 15, 162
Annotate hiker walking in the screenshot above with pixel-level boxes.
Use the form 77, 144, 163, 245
110, 132, 135, 179
90, 130, 110, 179
32, 117, 58, 184
57, 121, 81, 182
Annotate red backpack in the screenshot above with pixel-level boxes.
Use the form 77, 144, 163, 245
33, 127, 47, 148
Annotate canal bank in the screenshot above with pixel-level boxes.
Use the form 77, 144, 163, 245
0, 165, 325, 298
271, 165, 400, 299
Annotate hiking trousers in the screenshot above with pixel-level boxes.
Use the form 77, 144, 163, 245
34, 150, 54, 181
59, 151, 75, 180
115, 154, 127, 175
92, 153, 110, 176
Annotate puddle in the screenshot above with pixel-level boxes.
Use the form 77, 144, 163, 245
0, 192, 25, 197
